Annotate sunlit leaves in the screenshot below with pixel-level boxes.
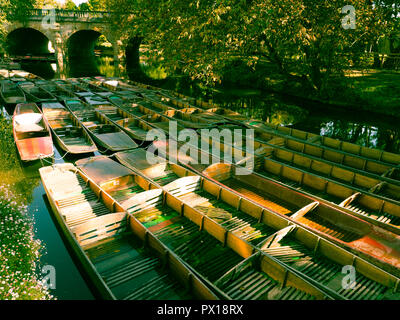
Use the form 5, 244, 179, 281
105, 0, 398, 91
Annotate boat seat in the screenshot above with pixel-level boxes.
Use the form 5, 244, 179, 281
15, 122, 46, 133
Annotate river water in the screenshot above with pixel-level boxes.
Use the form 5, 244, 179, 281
11, 57, 399, 300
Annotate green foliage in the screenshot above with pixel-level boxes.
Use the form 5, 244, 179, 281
34, 0, 62, 9
64, 0, 78, 10
88, 0, 106, 11
3, 0, 35, 21
106, 0, 399, 95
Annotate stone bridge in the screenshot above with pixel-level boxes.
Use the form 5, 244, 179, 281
2, 8, 141, 78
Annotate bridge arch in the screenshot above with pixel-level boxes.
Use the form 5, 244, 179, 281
5, 27, 56, 78
6, 27, 54, 56
66, 29, 116, 77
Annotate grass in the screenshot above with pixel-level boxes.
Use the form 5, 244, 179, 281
0, 116, 52, 300
342, 69, 400, 115
258, 64, 400, 117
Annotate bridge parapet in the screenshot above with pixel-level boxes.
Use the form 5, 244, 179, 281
1, 8, 111, 23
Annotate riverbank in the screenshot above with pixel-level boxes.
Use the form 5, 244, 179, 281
0, 116, 52, 300
219, 63, 400, 118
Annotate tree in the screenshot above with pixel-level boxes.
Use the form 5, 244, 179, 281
64, 0, 78, 10
0, 0, 36, 55
78, 2, 90, 11
106, 0, 396, 94
88, 0, 106, 11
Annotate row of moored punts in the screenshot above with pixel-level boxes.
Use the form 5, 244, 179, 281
1, 69, 399, 300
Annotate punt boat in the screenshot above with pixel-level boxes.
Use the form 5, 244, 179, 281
243, 120, 400, 184
39, 163, 219, 300
252, 151, 400, 236
106, 93, 145, 109
73, 156, 334, 300
37, 82, 77, 101
93, 104, 156, 141
135, 89, 250, 125
80, 78, 139, 97
0, 79, 26, 107
64, 99, 138, 152
41, 102, 97, 154
84, 95, 112, 106
253, 138, 400, 201
74, 79, 114, 97
97, 100, 187, 136
147, 140, 400, 277
113, 148, 400, 300
125, 91, 234, 126
13, 103, 53, 161
18, 82, 57, 103
53, 80, 94, 97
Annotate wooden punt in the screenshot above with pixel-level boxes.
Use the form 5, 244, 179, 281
74, 155, 333, 300
0, 79, 26, 107
41, 102, 97, 154
148, 139, 400, 277
107, 94, 145, 109
105, 101, 187, 136
64, 99, 138, 152
75, 155, 160, 209
37, 82, 77, 101
114, 148, 400, 300
132, 91, 234, 126
54, 80, 94, 98
13, 102, 54, 161
115, 100, 231, 135
84, 95, 112, 106
18, 82, 57, 103
159, 108, 229, 128
125, 101, 215, 129
94, 104, 155, 141
245, 120, 400, 177
39, 163, 218, 300
250, 129, 400, 187
80, 77, 143, 102
142, 90, 251, 125
75, 79, 114, 97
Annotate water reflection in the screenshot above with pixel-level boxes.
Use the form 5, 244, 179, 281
206, 90, 399, 154
19, 61, 55, 80
292, 118, 400, 154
